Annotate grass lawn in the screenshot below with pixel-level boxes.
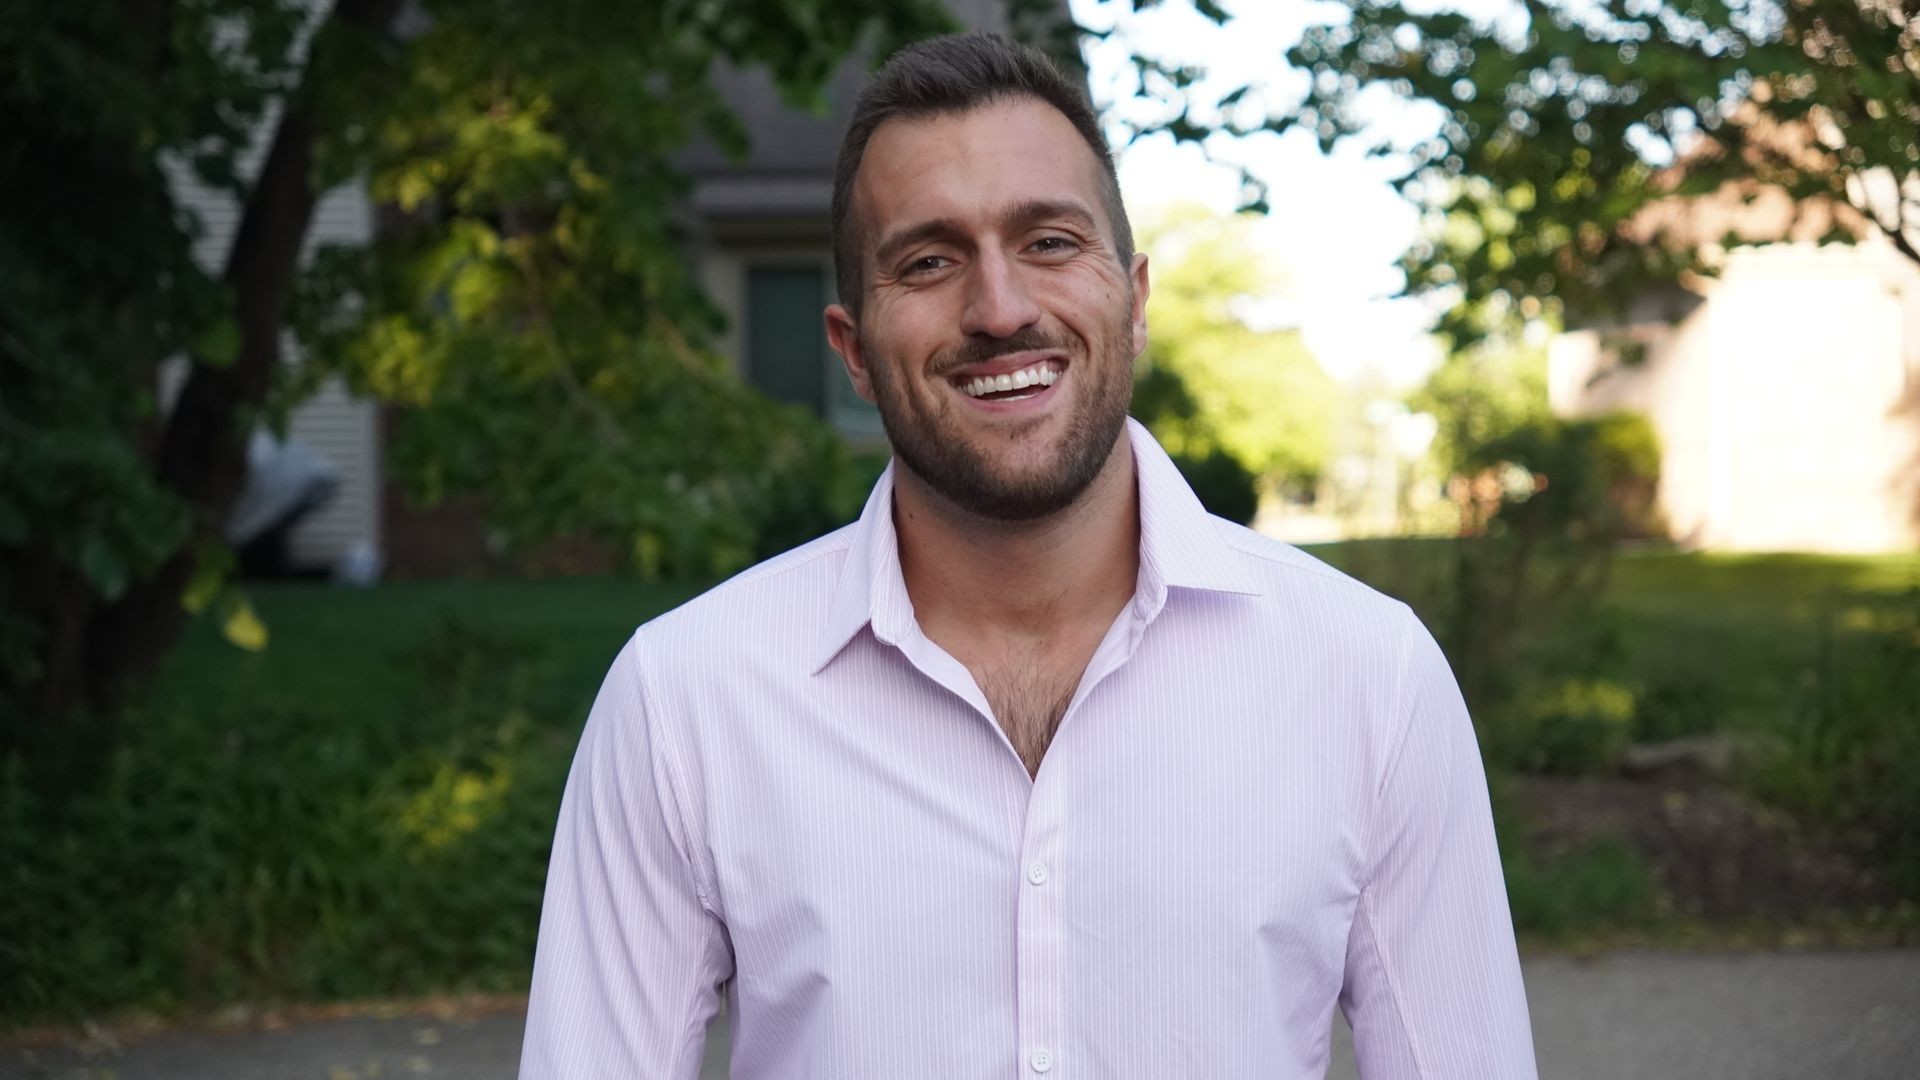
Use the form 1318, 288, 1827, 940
1308, 543, 1920, 735
151, 576, 711, 743
7, 546, 1914, 1023
157, 547, 1920, 745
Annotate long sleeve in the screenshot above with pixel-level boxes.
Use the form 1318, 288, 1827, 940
519, 637, 732, 1079
1339, 612, 1537, 1079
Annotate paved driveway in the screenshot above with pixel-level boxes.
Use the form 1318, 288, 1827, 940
7, 949, 1918, 1079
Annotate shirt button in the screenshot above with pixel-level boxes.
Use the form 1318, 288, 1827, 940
1029, 1048, 1053, 1073
1026, 861, 1049, 885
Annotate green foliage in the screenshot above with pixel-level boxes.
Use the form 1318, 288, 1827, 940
1403, 330, 1663, 718
0, 616, 574, 1018
297, 0, 953, 577
1170, 450, 1260, 525
1755, 588, 1920, 895
1273, 0, 1920, 343
0, 1, 257, 712
1486, 773, 1657, 939
8, 560, 1919, 1020
1503, 833, 1658, 940
1117, 1, 1920, 342
1500, 677, 1637, 776
1322, 542, 1920, 901
1408, 339, 1551, 477
1470, 410, 1664, 542
1, 0, 954, 747
1130, 205, 1338, 495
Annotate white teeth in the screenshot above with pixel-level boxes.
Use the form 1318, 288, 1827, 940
959, 361, 1062, 398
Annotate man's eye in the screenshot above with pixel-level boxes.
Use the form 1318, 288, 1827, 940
904, 255, 950, 276
1030, 236, 1077, 255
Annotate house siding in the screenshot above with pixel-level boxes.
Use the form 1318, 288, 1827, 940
1551, 240, 1920, 552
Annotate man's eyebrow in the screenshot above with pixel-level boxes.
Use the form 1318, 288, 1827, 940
874, 217, 965, 270
872, 199, 1102, 269
1001, 198, 1100, 235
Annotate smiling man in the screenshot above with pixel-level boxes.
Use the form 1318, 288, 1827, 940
520, 31, 1536, 1080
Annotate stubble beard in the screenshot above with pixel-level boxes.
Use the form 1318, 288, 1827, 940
862, 314, 1135, 522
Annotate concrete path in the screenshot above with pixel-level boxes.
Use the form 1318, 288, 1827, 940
6, 950, 1918, 1079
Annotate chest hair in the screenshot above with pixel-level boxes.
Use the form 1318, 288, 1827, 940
976, 649, 1077, 778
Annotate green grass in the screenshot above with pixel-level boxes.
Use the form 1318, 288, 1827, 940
1307, 543, 1920, 734
2, 577, 707, 1024
1313, 542, 1920, 898
5, 547, 1917, 1023
151, 576, 710, 741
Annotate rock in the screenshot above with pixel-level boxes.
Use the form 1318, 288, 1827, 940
1620, 732, 1782, 779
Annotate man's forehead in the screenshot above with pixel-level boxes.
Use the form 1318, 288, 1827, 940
853, 98, 1107, 241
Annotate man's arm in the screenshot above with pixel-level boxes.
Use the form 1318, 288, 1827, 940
1339, 612, 1537, 1079
520, 636, 732, 1079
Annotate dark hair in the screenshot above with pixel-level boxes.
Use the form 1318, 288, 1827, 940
830, 31, 1134, 314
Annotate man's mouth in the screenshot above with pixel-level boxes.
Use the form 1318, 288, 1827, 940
951, 357, 1065, 403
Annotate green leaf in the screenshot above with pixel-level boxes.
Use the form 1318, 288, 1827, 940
74, 536, 130, 601
194, 316, 242, 368
219, 592, 270, 653
180, 546, 235, 616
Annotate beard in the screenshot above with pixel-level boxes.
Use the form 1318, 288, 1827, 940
862, 317, 1134, 522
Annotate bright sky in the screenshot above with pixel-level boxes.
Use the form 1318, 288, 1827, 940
1071, 0, 1463, 389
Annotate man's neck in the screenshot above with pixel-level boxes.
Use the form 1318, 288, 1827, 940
892, 431, 1140, 645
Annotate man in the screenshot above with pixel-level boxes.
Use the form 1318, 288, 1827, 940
520, 31, 1536, 1079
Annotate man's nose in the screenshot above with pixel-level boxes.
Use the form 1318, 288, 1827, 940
959, 248, 1042, 339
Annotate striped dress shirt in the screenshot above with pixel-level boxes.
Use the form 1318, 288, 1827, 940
520, 418, 1537, 1079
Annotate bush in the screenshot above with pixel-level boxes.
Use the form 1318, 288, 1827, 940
1754, 588, 1920, 896
1487, 772, 1656, 939
745, 432, 884, 562
1487, 677, 1636, 776
1171, 449, 1260, 525
1504, 836, 1657, 939
0, 618, 571, 1020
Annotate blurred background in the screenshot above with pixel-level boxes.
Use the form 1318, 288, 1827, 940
3, 0, 1918, 1077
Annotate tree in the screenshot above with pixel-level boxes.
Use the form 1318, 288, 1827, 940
1130, 204, 1339, 500
0, 0, 952, 780
1123, 0, 1920, 345
1409, 338, 1552, 479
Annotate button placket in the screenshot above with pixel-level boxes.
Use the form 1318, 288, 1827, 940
1016, 779, 1064, 1078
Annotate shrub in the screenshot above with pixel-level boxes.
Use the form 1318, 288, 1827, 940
1754, 588, 1920, 896
1484, 677, 1636, 776
1487, 772, 1656, 939
1171, 449, 1260, 525
1504, 836, 1657, 939
0, 618, 570, 1020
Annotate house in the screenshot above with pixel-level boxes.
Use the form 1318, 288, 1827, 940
1548, 183, 1920, 553
172, 1, 1068, 576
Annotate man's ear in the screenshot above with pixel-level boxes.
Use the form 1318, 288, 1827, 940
825, 303, 876, 404
1128, 252, 1151, 359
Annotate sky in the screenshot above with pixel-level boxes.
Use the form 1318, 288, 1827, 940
1070, 0, 1461, 390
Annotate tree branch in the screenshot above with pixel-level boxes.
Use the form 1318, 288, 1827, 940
85, 0, 404, 708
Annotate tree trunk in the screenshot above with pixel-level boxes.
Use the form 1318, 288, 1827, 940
74, 0, 401, 739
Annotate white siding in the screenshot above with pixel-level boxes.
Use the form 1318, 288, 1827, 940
1551, 240, 1920, 553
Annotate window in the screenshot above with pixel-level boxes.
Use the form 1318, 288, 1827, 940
745, 263, 883, 439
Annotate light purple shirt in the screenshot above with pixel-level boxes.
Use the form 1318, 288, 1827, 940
521, 419, 1536, 1079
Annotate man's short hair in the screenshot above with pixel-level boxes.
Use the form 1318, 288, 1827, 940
830, 31, 1134, 315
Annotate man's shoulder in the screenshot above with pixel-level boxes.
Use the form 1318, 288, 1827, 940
1205, 516, 1420, 640
631, 522, 856, 655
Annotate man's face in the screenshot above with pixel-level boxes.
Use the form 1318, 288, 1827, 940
825, 97, 1149, 521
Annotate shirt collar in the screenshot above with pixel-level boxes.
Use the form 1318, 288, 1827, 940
810, 417, 1261, 674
